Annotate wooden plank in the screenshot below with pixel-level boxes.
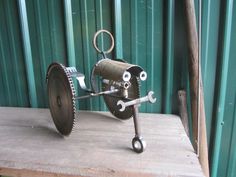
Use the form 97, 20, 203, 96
0, 107, 204, 177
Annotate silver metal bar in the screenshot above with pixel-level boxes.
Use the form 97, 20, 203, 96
75, 89, 119, 100
132, 105, 141, 137
117, 91, 156, 112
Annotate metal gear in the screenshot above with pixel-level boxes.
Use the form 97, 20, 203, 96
102, 76, 140, 120
46, 63, 76, 136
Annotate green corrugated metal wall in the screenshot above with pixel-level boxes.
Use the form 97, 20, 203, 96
0, 0, 235, 176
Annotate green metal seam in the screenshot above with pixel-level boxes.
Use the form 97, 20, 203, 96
96, 0, 106, 111
146, 0, 154, 112
202, 0, 211, 85
5, 1, 22, 106
17, 0, 38, 107
130, 0, 138, 64
64, 0, 76, 67
95, 0, 106, 111
113, 0, 123, 59
0, 45, 5, 105
95, 0, 104, 50
0, 31, 11, 105
211, 0, 233, 176
164, 0, 174, 114
46, 1, 59, 106
0, 3, 10, 105
34, 0, 48, 106
80, 0, 92, 110
35, 0, 47, 76
226, 96, 236, 177
0, 60, 4, 105
64, 0, 80, 109
47, 0, 57, 61
49, 0, 60, 60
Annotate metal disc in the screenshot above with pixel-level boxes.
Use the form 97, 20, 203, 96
46, 63, 76, 136
102, 76, 140, 120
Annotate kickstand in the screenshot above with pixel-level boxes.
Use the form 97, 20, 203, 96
131, 105, 146, 153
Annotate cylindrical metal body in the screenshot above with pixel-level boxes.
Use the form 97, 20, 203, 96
102, 79, 130, 89
93, 59, 146, 82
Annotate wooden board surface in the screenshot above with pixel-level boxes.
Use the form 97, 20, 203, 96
0, 107, 204, 177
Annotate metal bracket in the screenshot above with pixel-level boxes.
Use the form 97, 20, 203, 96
66, 67, 88, 91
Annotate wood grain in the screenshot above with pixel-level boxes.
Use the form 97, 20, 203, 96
184, 0, 209, 176
0, 107, 204, 177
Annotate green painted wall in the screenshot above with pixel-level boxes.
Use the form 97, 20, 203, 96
0, 0, 235, 176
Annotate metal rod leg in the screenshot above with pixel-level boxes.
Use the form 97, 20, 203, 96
131, 105, 146, 153
132, 105, 141, 137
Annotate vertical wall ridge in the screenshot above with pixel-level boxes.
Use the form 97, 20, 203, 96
211, 0, 233, 176
146, 0, 154, 112
17, 0, 38, 107
163, 0, 174, 114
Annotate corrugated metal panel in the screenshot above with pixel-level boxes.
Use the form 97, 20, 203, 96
201, 0, 220, 146
74, 0, 113, 111
0, 0, 236, 177
26, 0, 67, 107
212, 0, 236, 176
210, 0, 233, 176
0, 0, 29, 107
120, 0, 164, 113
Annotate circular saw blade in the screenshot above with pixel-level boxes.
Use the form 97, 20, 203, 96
102, 76, 140, 120
46, 63, 76, 136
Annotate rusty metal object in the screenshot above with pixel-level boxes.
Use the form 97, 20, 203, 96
46, 63, 76, 136
46, 29, 156, 153
102, 76, 140, 120
93, 59, 147, 82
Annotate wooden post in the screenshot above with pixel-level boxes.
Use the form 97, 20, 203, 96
184, 0, 209, 177
178, 90, 189, 137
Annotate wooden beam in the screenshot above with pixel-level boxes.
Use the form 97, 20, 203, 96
184, 0, 209, 176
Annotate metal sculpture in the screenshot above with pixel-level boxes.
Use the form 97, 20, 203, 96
46, 30, 156, 153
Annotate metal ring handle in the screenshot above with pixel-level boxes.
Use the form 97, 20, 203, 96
93, 29, 114, 54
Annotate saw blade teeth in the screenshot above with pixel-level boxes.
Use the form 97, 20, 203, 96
47, 62, 78, 136
72, 115, 80, 133
61, 63, 77, 134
